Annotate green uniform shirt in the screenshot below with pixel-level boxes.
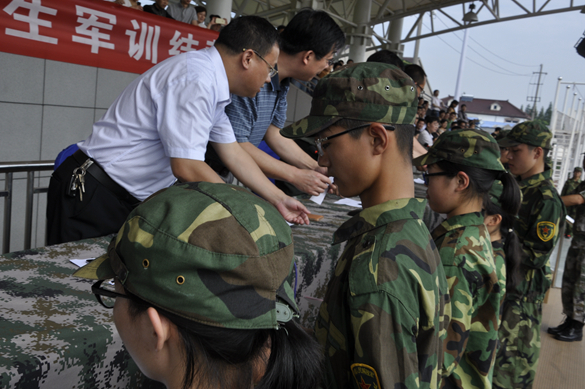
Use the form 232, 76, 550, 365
513, 166, 565, 302
561, 178, 581, 197
432, 212, 503, 389
491, 239, 507, 319
315, 198, 448, 389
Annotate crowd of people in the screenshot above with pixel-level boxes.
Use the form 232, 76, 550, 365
44, 5, 585, 389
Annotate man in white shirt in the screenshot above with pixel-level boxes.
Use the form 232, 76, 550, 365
47, 16, 309, 245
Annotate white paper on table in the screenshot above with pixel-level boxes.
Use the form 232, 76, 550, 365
70, 258, 95, 267
414, 178, 425, 185
287, 221, 294, 226
310, 176, 334, 205
334, 198, 362, 208
567, 215, 575, 224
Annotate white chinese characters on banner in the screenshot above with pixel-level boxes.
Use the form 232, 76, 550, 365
72, 5, 116, 54
169, 31, 199, 56
126, 19, 160, 64
3, 0, 58, 44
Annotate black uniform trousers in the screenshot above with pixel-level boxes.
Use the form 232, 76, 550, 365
46, 151, 140, 245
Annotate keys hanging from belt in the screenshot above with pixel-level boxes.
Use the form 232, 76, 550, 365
69, 159, 94, 201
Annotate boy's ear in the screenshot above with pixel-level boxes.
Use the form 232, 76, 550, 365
367, 123, 390, 155
485, 213, 503, 227
147, 307, 173, 352
533, 146, 543, 160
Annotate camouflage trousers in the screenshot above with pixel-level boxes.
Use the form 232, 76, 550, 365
561, 243, 585, 323
492, 298, 542, 389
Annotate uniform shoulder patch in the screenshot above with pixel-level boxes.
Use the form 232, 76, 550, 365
351, 363, 381, 389
537, 221, 555, 242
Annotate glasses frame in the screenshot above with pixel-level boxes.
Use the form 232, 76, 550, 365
422, 171, 451, 186
243, 48, 278, 78
314, 123, 395, 156
92, 279, 135, 309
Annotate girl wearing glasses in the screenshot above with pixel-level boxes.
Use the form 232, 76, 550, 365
74, 183, 322, 389
413, 129, 519, 389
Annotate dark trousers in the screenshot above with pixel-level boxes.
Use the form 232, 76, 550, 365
46, 153, 139, 245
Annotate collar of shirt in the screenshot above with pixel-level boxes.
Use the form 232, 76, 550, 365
267, 68, 290, 93
516, 164, 552, 189
208, 46, 231, 104
333, 198, 426, 244
431, 211, 485, 241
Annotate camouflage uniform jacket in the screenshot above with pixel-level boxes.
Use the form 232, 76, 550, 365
512, 166, 565, 302
569, 180, 585, 243
561, 178, 581, 197
315, 198, 448, 389
432, 212, 502, 389
491, 239, 506, 319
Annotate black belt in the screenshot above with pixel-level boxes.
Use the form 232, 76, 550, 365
72, 150, 140, 205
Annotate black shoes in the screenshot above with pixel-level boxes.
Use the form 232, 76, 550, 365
553, 319, 584, 342
547, 319, 572, 335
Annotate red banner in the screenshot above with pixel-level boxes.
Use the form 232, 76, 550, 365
0, 0, 219, 74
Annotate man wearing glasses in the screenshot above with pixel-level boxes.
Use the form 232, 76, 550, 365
280, 62, 448, 389
205, 9, 345, 196
47, 16, 310, 246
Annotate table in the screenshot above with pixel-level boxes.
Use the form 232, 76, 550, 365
0, 195, 357, 388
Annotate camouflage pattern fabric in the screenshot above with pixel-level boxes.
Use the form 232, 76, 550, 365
561, 178, 581, 236
431, 212, 503, 389
0, 194, 356, 388
315, 198, 448, 389
496, 120, 552, 149
492, 166, 564, 389
280, 62, 418, 139
561, 180, 585, 323
492, 239, 507, 319
413, 129, 506, 172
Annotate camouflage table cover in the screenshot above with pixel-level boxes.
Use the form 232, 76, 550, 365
0, 195, 357, 388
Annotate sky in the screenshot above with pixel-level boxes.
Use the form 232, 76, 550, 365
382, 2, 585, 114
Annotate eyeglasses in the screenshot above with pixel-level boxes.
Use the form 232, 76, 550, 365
314, 124, 395, 156
92, 279, 135, 309
422, 171, 451, 185
243, 48, 278, 78
327, 58, 336, 66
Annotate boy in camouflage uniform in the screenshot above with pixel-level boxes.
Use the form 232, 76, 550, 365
281, 62, 449, 389
551, 156, 585, 341
560, 167, 582, 237
494, 121, 565, 389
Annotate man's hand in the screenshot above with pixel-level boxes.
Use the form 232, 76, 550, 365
275, 196, 310, 225
291, 169, 331, 196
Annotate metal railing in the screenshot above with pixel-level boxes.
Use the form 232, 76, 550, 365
1, 161, 54, 254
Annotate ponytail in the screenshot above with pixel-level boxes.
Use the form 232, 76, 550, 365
496, 171, 521, 217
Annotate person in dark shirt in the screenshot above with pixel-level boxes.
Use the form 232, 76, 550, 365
143, 0, 174, 19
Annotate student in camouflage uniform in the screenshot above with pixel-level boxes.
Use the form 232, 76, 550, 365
561, 167, 583, 237
74, 182, 323, 389
280, 62, 449, 389
414, 129, 513, 389
551, 156, 585, 341
493, 121, 565, 389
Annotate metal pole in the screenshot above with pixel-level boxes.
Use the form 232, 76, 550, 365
550, 77, 563, 136
2, 172, 13, 254
574, 102, 585, 166
386, 18, 404, 54
531, 64, 544, 120
348, 0, 373, 63
24, 171, 35, 250
454, 27, 470, 102
553, 85, 573, 179
559, 86, 572, 132
559, 92, 579, 190
413, 15, 423, 64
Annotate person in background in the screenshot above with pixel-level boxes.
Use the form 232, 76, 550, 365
167, 0, 198, 25
438, 119, 448, 135
281, 62, 448, 389
415, 129, 512, 388
114, 0, 143, 11
195, 6, 206, 27
446, 99, 459, 114
493, 121, 565, 389
417, 116, 437, 148
208, 14, 224, 31
430, 90, 443, 117
458, 103, 468, 122
205, 9, 345, 197
404, 64, 426, 99
561, 167, 583, 238
346, 59, 354, 64
74, 182, 323, 389
143, 0, 174, 19
366, 49, 405, 70
446, 111, 457, 129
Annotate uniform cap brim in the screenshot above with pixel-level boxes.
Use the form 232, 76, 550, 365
497, 137, 521, 148
73, 253, 115, 280
280, 116, 343, 139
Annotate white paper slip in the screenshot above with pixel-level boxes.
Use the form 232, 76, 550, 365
70, 258, 95, 267
287, 222, 294, 226
334, 198, 362, 208
414, 178, 425, 185
310, 177, 334, 205
567, 215, 575, 224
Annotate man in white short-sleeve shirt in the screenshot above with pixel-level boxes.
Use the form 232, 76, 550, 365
47, 16, 309, 245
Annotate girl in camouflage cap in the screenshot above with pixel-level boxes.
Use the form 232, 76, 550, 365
413, 129, 521, 388
74, 182, 322, 389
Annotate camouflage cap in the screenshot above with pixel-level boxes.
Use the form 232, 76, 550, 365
497, 120, 552, 149
280, 62, 418, 138
413, 129, 506, 171
494, 129, 510, 141
488, 180, 504, 208
574, 167, 583, 172
74, 182, 298, 330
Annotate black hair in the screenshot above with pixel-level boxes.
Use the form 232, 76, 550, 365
276, 25, 286, 33
215, 16, 279, 57
404, 64, 426, 86
209, 14, 221, 20
337, 118, 414, 163
440, 119, 448, 125
279, 9, 345, 59
484, 189, 523, 292
461, 104, 467, 108
195, 6, 206, 13
366, 50, 405, 70
425, 116, 439, 124
450, 100, 459, 107
127, 294, 323, 389
526, 145, 550, 160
